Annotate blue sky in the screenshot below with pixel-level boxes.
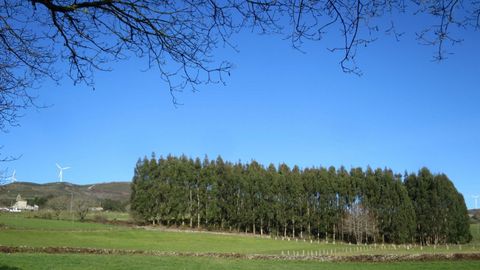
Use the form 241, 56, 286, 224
1, 16, 479, 208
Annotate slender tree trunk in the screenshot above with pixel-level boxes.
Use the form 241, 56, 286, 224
364, 219, 368, 244
205, 196, 208, 227
197, 187, 200, 228
340, 219, 344, 242
260, 218, 264, 236
267, 219, 271, 236
292, 218, 295, 237
307, 206, 311, 238
333, 224, 336, 243
189, 189, 193, 228
284, 223, 287, 237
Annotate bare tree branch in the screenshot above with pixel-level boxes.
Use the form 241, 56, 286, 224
0, 0, 478, 141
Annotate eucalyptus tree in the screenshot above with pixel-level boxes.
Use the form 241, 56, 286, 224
405, 168, 471, 245
277, 163, 291, 237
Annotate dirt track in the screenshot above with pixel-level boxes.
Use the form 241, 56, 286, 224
1, 246, 480, 262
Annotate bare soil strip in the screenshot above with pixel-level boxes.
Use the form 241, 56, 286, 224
1, 246, 480, 262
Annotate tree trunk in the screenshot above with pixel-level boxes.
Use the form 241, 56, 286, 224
189, 189, 193, 228
307, 206, 311, 237
260, 218, 264, 236
364, 219, 368, 244
340, 219, 344, 242
267, 219, 271, 236
205, 197, 208, 227
292, 218, 295, 237
333, 224, 336, 243
197, 187, 201, 228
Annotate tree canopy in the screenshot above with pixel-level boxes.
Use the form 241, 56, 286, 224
131, 154, 471, 245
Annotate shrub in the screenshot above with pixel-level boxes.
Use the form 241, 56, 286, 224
93, 214, 108, 223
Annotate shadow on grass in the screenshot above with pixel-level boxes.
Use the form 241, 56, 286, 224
0, 265, 21, 270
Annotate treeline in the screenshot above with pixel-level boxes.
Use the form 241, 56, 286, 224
130, 154, 471, 245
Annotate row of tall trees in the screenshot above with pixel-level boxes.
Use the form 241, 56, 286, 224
130, 154, 471, 245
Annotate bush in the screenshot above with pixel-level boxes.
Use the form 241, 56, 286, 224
93, 214, 108, 223
101, 199, 126, 212
27, 195, 53, 208
29, 211, 53, 220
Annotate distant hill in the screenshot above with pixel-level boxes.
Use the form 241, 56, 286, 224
0, 181, 131, 205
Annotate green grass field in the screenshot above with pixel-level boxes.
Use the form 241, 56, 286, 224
0, 253, 479, 270
1, 213, 478, 255
1, 213, 480, 269
471, 223, 480, 244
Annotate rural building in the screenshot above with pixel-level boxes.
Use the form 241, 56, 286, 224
11, 194, 39, 212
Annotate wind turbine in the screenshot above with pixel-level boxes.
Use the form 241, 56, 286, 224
56, 163, 71, 182
473, 195, 480, 210
6, 170, 17, 183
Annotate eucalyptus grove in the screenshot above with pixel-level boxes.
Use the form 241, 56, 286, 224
131, 154, 471, 244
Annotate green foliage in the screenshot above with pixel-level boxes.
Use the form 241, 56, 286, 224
405, 168, 472, 244
27, 195, 53, 207
131, 155, 470, 244
101, 199, 126, 212
0, 198, 12, 207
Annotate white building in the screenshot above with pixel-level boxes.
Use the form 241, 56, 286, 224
11, 194, 38, 212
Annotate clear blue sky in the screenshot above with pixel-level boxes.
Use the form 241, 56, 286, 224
1, 17, 479, 208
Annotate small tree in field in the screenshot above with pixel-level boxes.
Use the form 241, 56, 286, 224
74, 198, 94, 221
46, 196, 69, 219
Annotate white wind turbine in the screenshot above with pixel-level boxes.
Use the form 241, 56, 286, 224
56, 163, 71, 182
473, 195, 480, 210
7, 170, 17, 183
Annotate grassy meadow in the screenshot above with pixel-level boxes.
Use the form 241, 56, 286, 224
1, 253, 480, 270
0, 212, 479, 269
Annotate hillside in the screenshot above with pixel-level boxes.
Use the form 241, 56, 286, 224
0, 181, 131, 205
